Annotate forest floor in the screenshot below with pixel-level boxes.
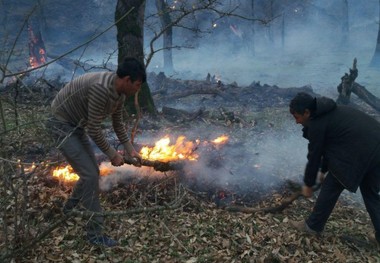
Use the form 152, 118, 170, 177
1, 70, 380, 263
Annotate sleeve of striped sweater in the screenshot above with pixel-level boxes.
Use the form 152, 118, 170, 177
87, 84, 117, 159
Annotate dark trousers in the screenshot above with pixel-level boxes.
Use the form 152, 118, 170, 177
47, 118, 104, 236
307, 167, 380, 242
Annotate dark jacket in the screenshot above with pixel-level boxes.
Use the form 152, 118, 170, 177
303, 97, 380, 192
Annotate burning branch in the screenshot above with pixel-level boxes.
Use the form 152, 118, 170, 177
124, 157, 184, 172
52, 135, 227, 182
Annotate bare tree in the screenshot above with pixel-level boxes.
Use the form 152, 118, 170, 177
146, 0, 268, 72
115, 0, 156, 114
155, 0, 174, 74
115, 0, 262, 113
370, 0, 380, 67
341, 0, 349, 46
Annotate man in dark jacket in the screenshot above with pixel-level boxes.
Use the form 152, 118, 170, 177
289, 92, 380, 246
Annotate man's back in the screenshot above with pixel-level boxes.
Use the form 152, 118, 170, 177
51, 72, 116, 125
311, 104, 380, 191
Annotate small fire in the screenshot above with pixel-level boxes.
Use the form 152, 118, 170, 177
140, 135, 199, 162
52, 163, 114, 183
52, 165, 79, 182
211, 135, 228, 144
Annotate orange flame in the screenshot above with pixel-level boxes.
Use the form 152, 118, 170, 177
140, 135, 199, 162
211, 135, 229, 144
52, 165, 79, 182
52, 163, 114, 183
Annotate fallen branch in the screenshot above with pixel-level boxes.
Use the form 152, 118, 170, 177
161, 106, 204, 122
336, 58, 380, 112
350, 82, 380, 112
155, 85, 227, 100
225, 181, 321, 214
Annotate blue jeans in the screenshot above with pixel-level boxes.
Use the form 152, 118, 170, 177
47, 117, 104, 236
306, 167, 380, 242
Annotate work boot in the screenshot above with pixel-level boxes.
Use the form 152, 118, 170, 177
290, 220, 322, 236
87, 234, 119, 247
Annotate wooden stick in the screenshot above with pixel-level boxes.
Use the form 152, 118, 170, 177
226, 182, 321, 214
124, 158, 185, 171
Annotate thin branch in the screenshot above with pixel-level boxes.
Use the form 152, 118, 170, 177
161, 220, 191, 254
130, 91, 141, 144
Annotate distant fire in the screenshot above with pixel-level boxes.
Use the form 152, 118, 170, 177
52, 135, 229, 183
28, 24, 47, 68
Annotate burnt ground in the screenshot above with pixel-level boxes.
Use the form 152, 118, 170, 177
0, 72, 379, 262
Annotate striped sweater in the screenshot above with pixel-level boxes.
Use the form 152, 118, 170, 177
51, 72, 128, 159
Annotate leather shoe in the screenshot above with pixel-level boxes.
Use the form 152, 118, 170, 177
290, 220, 321, 236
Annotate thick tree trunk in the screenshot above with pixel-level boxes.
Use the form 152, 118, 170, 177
370, 0, 380, 67
340, 0, 349, 48
115, 0, 145, 63
115, 0, 156, 114
250, 0, 256, 55
155, 0, 174, 75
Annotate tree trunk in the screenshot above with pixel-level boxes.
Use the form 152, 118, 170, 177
115, 0, 156, 114
155, 0, 174, 75
265, 0, 274, 46
340, 0, 349, 48
281, 12, 285, 49
250, 0, 256, 55
370, 0, 380, 67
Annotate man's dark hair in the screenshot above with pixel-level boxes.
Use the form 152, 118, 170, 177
117, 57, 147, 83
289, 92, 316, 114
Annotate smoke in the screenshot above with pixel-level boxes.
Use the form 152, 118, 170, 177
98, 124, 308, 195
186, 130, 307, 191
148, 0, 379, 98
98, 162, 172, 192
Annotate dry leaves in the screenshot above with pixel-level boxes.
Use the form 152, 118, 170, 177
1, 82, 380, 263
7, 173, 377, 263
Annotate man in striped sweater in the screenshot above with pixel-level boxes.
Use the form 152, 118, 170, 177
48, 57, 146, 247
